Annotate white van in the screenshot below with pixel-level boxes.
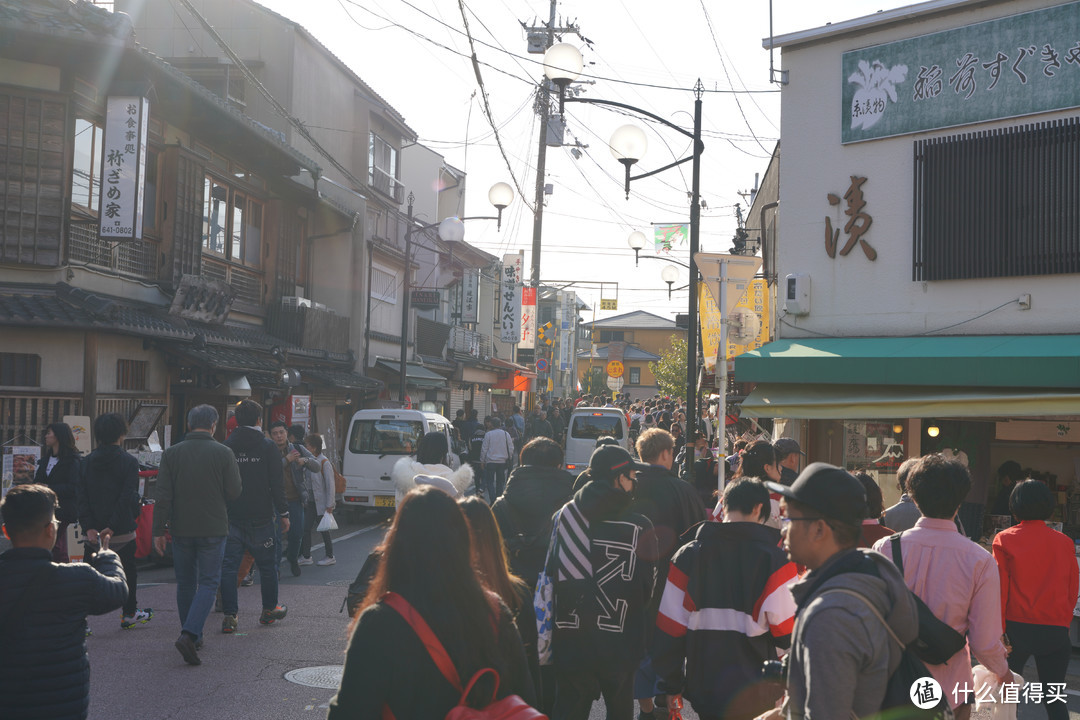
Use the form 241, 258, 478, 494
341, 409, 458, 510
564, 407, 630, 473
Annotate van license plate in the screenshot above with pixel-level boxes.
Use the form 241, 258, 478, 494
375, 496, 395, 508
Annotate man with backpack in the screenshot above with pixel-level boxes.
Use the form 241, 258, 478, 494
762, 463, 919, 720
872, 454, 1011, 720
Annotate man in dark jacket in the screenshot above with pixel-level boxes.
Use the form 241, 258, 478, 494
527, 409, 555, 442
550, 445, 658, 720
0, 484, 127, 720
269, 421, 319, 576
153, 404, 242, 665
630, 428, 707, 718
493, 438, 574, 588
653, 479, 797, 720
77, 411, 150, 629
220, 400, 290, 633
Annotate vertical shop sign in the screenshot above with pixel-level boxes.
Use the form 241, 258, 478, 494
99, 96, 150, 240
500, 253, 522, 343
461, 268, 478, 324
520, 287, 537, 349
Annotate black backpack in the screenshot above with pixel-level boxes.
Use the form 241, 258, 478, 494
469, 429, 486, 461
822, 588, 953, 720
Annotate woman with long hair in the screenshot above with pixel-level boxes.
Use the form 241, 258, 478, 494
33, 422, 82, 562
459, 497, 540, 696
390, 431, 474, 504
328, 486, 535, 717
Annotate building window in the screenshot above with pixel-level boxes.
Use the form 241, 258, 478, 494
0, 353, 41, 387
368, 132, 401, 201
202, 175, 263, 267
371, 266, 398, 303
628, 367, 641, 385
598, 330, 625, 342
914, 116, 1080, 281
72, 118, 104, 214
116, 359, 148, 391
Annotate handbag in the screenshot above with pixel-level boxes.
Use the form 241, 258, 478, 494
534, 507, 563, 666
889, 533, 967, 665
381, 592, 546, 720
316, 510, 338, 533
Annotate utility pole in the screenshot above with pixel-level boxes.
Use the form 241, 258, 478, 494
524, 4, 579, 289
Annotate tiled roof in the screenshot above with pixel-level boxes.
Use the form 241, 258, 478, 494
303, 368, 381, 390
582, 310, 677, 330
576, 345, 661, 361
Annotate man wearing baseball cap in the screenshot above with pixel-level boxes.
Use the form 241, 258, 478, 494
772, 438, 804, 487
759, 463, 918, 720
548, 445, 659, 720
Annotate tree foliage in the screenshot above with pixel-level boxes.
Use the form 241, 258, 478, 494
580, 366, 607, 396
649, 337, 689, 398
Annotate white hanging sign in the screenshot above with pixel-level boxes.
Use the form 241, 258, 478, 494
500, 252, 522, 344
461, 268, 478, 324
98, 96, 150, 240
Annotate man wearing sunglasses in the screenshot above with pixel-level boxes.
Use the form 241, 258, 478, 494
759, 463, 919, 720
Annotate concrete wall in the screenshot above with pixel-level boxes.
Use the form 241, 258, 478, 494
776, 0, 1078, 339
0, 329, 84, 394
95, 334, 168, 394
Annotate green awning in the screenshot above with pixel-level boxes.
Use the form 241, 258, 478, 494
741, 383, 1080, 419
735, 336, 1080, 389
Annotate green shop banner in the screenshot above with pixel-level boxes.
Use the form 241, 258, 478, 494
841, 1, 1080, 143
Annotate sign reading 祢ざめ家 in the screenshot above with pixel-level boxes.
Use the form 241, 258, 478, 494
841, 1, 1080, 143
98, 97, 150, 239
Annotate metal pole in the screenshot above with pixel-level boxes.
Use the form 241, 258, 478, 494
685, 82, 704, 483
717, 259, 728, 498
529, 0, 558, 288
398, 194, 414, 406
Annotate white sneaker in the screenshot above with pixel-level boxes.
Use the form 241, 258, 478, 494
316, 556, 336, 566
297, 556, 314, 566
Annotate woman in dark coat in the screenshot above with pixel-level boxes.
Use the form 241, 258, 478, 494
77, 413, 152, 628
34, 422, 82, 562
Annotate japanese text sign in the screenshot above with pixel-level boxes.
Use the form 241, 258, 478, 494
842, 2, 1080, 143
461, 269, 478, 324
99, 96, 149, 239
500, 252, 522, 344
520, 287, 537, 349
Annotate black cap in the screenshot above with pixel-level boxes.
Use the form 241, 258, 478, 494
587, 445, 651, 480
765, 462, 867, 526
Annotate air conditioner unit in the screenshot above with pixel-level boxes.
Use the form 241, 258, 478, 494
281, 296, 312, 309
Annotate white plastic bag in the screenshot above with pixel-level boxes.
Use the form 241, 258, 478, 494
971, 664, 1022, 720
316, 511, 338, 533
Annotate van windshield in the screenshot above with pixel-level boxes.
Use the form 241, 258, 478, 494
570, 414, 623, 440
349, 419, 424, 455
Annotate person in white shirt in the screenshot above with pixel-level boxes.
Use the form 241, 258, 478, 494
479, 417, 515, 503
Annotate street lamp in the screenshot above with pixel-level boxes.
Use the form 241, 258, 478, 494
545, 43, 705, 482
627, 231, 647, 266
399, 183, 514, 406
661, 265, 680, 300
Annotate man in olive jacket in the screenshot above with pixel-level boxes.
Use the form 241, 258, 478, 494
152, 404, 242, 665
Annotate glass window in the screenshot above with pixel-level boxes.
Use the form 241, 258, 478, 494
243, 199, 262, 267
628, 367, 641, 385
142, 150, 158, 232
230, 193, 245, 262
72, 119, 103, 213
570, 414, 624, 440
203, 176, 228, 255
349, 419, 424, 455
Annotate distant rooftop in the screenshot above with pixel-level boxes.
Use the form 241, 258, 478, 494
582, 310, 677, 330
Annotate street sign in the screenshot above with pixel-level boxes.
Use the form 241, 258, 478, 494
600, 298, 618, 311
694, 253, 762, 315
606, 360, 624, 378
410, 289, 440, 309
606, 375, 624, 391
536, 358, 549, 372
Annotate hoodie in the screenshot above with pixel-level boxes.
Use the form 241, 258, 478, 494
786, 548, 919, 720
391, 457, 474, 505
491, 465, 574, 586
223, 426, 287, 524
77, 444, 140, 535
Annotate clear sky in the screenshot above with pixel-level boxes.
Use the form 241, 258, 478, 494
252, 0, 912, 320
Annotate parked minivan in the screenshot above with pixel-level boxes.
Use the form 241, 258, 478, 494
564, 406, 630, 473
341, 409, 458, 511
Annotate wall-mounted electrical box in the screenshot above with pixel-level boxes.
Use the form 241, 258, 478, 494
784, 273, 810, 315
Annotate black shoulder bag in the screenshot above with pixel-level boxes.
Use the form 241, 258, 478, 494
890, 532, 967, 665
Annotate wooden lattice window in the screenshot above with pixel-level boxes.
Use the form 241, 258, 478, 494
116, 359, 148, 391
0, 353, 42, 387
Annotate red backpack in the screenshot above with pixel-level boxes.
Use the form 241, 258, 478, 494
380, 592, 546, 720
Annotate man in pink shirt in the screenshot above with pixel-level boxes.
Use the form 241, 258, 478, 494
872, 454, 1011, 720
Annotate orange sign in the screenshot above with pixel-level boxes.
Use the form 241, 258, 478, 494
606, 361, 624, 378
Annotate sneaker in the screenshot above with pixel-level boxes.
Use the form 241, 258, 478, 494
221, 614, 238, 634
240, 569, 255, 587
121, 608, 154, 628
195, 638, 204, 651
213, 591, 222, 613
175, 633, 201, 666
316, 556, 336, 566
259, 604, 288, 625
296, 556, 314, 566
289, 558, 301, 577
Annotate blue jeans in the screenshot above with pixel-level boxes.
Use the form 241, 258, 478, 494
220, 520, 279, 616
483, 462, 509, 502
172, 535, 227, 642
284, 500, 305, 563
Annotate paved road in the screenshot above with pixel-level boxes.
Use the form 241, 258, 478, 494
39, 511, 1080, 719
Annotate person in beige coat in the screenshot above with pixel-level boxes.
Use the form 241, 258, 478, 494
301, 433, 338, 567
